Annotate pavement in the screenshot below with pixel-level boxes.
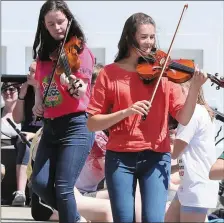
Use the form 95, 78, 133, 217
1, 206, 52, 223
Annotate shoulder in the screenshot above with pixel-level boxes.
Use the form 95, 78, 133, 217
102, 63, 122, 79
195, 104, 208, 119
185, 104, 208, 127
35, 59, 52, 71
80, 45, 95, 64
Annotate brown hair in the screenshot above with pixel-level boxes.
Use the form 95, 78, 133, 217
180, 81, 215, 120
33, 0, 86, 61
114, 12, 156, 62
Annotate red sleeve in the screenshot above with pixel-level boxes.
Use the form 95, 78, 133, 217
74, 46, 94, 81
87, 68, 112, 115
169, 81, 186, 118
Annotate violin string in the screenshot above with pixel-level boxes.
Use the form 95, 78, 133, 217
170, 61, 194, 74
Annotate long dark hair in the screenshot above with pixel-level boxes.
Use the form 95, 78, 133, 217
33, 0, 86, 61
114, 12, 156, 62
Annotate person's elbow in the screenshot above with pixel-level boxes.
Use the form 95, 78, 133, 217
209, 168, 218, 180
171, 152, 179, 160
175, 111, 190, 126
179, 119, 190, 126
87, 114, 97, 132
209, 160, 224, 180
209, 169, 215, 180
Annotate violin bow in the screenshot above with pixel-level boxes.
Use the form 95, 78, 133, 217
142, 4, 188, 120
42, 19, 73, 105
34, 19, 72, 122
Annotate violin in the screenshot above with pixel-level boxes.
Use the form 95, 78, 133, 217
136, 49, 224, 89
50, 36, 83, 78
42, 19, 83, 105
134, 4, 223, 121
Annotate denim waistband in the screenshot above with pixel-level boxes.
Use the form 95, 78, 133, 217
43, 111, 86, 123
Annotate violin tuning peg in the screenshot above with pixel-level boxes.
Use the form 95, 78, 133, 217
220, 76, 224, 81
216, 86, 220, 90
211, 83, 214, 86
215, 73, 219, 77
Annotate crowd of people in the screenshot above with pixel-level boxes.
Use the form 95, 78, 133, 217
1, 0, 224, 222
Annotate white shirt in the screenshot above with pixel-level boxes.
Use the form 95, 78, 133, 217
1, 117, 21, 140
176, 104, 219, 208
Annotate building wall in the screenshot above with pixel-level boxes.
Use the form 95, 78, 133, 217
2, 1, 224, 153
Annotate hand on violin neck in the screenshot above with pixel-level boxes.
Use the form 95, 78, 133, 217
191, 65, 208, 90
60, 73, 87, 99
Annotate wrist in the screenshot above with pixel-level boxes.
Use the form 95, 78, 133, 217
189, 82, 201, 92
121, 108, 131, 119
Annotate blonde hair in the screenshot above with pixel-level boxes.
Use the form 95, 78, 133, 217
180, 81, 215, 121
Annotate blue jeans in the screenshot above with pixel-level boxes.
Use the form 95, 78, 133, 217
105, 149, 171, 223
31, 112, 94, 223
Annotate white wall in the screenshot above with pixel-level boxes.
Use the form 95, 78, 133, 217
2, 1, 224, 153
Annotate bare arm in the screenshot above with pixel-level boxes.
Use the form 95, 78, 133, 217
13, 99, 25, 124
171, 139, 188, 160
32, 83, 44, 117
175, 85, 199, 126
87, 110, 129, 132
87, 100, 150, 132
175, 67, 207, 126
209, 159, 224, 180
13, 82, 29, 123
35, 83, 43, 104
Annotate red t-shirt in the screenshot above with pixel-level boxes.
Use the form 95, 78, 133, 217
87, 63, 186, 153
35, 45, 94, 118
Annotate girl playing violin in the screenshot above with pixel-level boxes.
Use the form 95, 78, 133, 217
87, 12, 208, 222
31, 1, 95, 222
166, 81, 219, 222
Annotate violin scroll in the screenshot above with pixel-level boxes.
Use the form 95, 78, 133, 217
209, 73, 224, 90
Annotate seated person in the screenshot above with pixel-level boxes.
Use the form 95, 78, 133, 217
12, 61, 43, 206
1, 82, 21, 144
1, 82, 29, 206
